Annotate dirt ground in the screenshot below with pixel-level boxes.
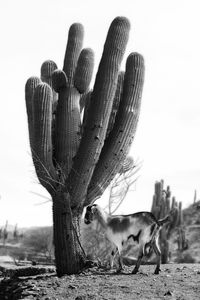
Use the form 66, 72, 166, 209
1, 263, 200, 300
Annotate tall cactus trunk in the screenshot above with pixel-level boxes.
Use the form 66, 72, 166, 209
52, 192, 85, 276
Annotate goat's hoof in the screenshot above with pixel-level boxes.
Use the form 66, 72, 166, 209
132, 268, 138, 274
116, 268, 123, 274
154, 268, 161, 274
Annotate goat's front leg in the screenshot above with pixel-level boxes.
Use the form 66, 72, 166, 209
112, 245, 123, 273
116, 252, 123, 273
132, 247, 143, 274
110, 247, 118, 270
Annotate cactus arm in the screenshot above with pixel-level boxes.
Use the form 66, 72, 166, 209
85, 52, 144, 204
51, 69, 81, 176
25, 76, 41, 148
178, 201, 183, 226
56, 88, 81, 176
41, 60, 57, 88
152, 181, 164, 219
63, 23, 84, 85
67, 17, 130, 208
106, 71, 124, 137
52, 69, 68, 92
32, 83, 57, 195
41, 60, 58, 110
74, 48, 94, 94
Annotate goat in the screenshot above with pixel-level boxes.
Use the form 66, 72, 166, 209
84, 204, 172, 274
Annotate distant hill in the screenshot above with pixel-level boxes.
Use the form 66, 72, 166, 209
0, 224, 52, 233
183, 200, 200, 226
0, 224, 15, 232
173, 200, 200, 263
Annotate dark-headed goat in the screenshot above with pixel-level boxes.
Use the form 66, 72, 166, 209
84, 204, 172, 274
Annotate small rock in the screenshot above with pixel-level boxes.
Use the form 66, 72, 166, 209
47, 282, 52, 287
68, 284, 76, 289
136, 291, 140, 295
164, 290, 173, 296
69, 275, 76, 281
55, 281, 60, 287
165, 268, 171, 273
75, 296, 86, 300
22, 290, 38, 296
40, 291, 47, 296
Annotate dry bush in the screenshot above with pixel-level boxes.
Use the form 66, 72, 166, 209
174, 250, 196, 264
22, 227, 54, 262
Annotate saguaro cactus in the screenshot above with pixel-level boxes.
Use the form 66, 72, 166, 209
151, 180, 181, 263
25, 17, 145, 276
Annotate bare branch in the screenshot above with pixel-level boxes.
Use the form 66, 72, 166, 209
106, 157, 142, 214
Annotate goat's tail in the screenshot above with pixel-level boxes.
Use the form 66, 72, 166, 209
158, 215, 170, 226
157, 208, 178, 226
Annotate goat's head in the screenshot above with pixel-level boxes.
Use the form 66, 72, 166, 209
84, 204, 98, 225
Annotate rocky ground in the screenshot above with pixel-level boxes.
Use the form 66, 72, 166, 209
0, 263, 200, 300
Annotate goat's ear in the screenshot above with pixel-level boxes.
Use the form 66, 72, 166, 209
91, 204, 98, 214
86, 205, 96, 213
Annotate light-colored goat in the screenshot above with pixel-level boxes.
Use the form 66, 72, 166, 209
84, 204, 172, 274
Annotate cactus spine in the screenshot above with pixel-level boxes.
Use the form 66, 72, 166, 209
25, 17, 145, 276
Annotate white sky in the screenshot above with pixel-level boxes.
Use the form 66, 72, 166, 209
0, 0, 200, 227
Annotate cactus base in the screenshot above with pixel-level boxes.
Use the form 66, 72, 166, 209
52, 192, 86, 275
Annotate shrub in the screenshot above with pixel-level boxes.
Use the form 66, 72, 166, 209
174, 251, 196, 263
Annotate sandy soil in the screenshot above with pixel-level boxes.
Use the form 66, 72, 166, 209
1, 263, 200, 299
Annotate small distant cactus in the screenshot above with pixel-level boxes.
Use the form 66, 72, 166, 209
13, 224, 19, 240
151, 180, 181, 263
25, 17, 145, 275
3, 220, 8, 245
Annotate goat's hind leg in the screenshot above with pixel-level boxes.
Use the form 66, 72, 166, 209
152, 239, 161, 274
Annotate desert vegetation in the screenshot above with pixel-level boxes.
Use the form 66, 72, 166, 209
0, 225, 53, 265
1, 181, 200, 299
1, 179, 199, 270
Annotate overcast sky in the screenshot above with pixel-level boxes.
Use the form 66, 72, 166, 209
0, 0, 200, 227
